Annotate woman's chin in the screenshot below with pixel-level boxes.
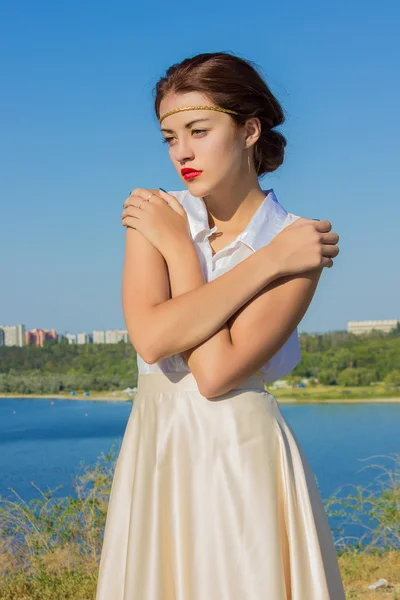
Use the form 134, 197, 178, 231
184, 178, 213, 197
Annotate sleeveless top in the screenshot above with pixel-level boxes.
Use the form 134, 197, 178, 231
136, 188, 302, 382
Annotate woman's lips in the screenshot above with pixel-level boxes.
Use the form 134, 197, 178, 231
183, 172, 202, 180
181, 168, 202, 180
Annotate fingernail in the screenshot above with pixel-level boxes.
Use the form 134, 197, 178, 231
159, 187, 167, 193
312, 218, 320, 221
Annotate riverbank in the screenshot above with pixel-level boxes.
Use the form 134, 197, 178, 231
0, 393, 130, 402
0, 392, 399, 403
277, 397, 400, 403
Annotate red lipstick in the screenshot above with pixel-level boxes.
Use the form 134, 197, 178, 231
181, 168, 202, 180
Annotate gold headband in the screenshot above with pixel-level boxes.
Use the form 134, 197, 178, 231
159, 105, 240, 124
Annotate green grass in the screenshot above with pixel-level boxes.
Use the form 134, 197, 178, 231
268, 383, 400, 401
1, 383, 399, 402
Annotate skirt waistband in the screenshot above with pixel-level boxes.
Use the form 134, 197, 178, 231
137, 371, 265, 393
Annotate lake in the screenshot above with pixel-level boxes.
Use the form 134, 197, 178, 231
1, 397, 399, 543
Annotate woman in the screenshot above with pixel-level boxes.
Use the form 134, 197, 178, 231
96, 52, 345, 599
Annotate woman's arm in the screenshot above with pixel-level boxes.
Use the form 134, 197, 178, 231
212, 268, 323, 396
122, 226, 281, 378
163, 237, 234, 390
163, 236, 323, 397
122, 211, 335, 397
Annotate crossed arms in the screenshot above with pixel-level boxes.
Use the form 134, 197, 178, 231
122, 225, 322, 398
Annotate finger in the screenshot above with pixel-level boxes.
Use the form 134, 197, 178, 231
122, 197, 140, 214
147, 188, 164, 201
287, 218, 332, 233
123, 195, 154, 210
321, 257, 334, 268
123, 195, 138, 209
314, 220, 332, 233
291, 218, 331, 232
122, 198, 147, 218
122, 204, 141, 219
321, 244, 340, 258
321, 232, 339, 244
122, 216, 138, 229
121, 207, 143, 227
124, 188, 165, 209
123, 189, 153, 209
158, 189, 185, 214
123, 194, 163, 214
131, 188, 161, 201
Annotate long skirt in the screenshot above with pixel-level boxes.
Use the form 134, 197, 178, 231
95, 370, 345, 599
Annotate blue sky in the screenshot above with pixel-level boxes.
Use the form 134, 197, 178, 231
0, 0, 398, 336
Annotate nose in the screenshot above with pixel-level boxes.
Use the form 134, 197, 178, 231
171, 137, 195, 165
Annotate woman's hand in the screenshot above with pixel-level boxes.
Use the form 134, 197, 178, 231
121, 188, 192, 256
269, 217, 340, 277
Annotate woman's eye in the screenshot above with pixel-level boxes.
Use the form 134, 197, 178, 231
161, 130, 207, 146
192, 129, 207, 137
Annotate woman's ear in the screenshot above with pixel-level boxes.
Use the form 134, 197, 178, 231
244, 117, 261, 148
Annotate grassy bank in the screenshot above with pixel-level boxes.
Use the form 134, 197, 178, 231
0, 382, 400, 402
0, 450, 399, 599
269, 383, 400, 401
0, 391, 130, 401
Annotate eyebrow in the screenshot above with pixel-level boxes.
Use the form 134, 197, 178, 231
161, 118, 211, 133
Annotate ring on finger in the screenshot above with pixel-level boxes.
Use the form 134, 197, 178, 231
139, 193, 154, 209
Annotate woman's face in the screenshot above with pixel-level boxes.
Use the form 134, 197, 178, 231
159, 92, 246, 197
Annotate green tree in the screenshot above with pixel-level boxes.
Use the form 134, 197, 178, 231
338, 367, 377, 386
384, 370, 400, 387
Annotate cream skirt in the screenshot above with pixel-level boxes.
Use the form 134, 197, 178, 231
96, 371, 345, 599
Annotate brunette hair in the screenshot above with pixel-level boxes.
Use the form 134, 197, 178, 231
154, 52, 287, 177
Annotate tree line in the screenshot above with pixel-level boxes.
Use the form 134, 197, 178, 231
292, 325, 400, 386
0, 325, 399, 393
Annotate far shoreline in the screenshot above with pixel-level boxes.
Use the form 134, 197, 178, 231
0, 393, 399, 404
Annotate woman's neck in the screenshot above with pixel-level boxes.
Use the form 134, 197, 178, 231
202, 177, 267, 235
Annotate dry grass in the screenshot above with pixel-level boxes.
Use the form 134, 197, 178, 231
339, 549, 400, 598
0, 450, 398, 599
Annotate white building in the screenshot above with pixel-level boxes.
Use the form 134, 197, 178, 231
77, 332, 91, 344
0, 324, 25, 346
58, 329, 130, 345
347, 319, 398, 335
93, 330, 106, 344
66, 333, 77, 344
105, 329, 129, 344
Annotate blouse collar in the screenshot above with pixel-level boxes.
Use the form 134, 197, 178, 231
181, 189, 289, 252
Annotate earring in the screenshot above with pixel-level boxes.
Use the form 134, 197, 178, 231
248, 153, 251, 173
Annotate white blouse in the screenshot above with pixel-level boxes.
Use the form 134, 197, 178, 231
136, 188, 302, 382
